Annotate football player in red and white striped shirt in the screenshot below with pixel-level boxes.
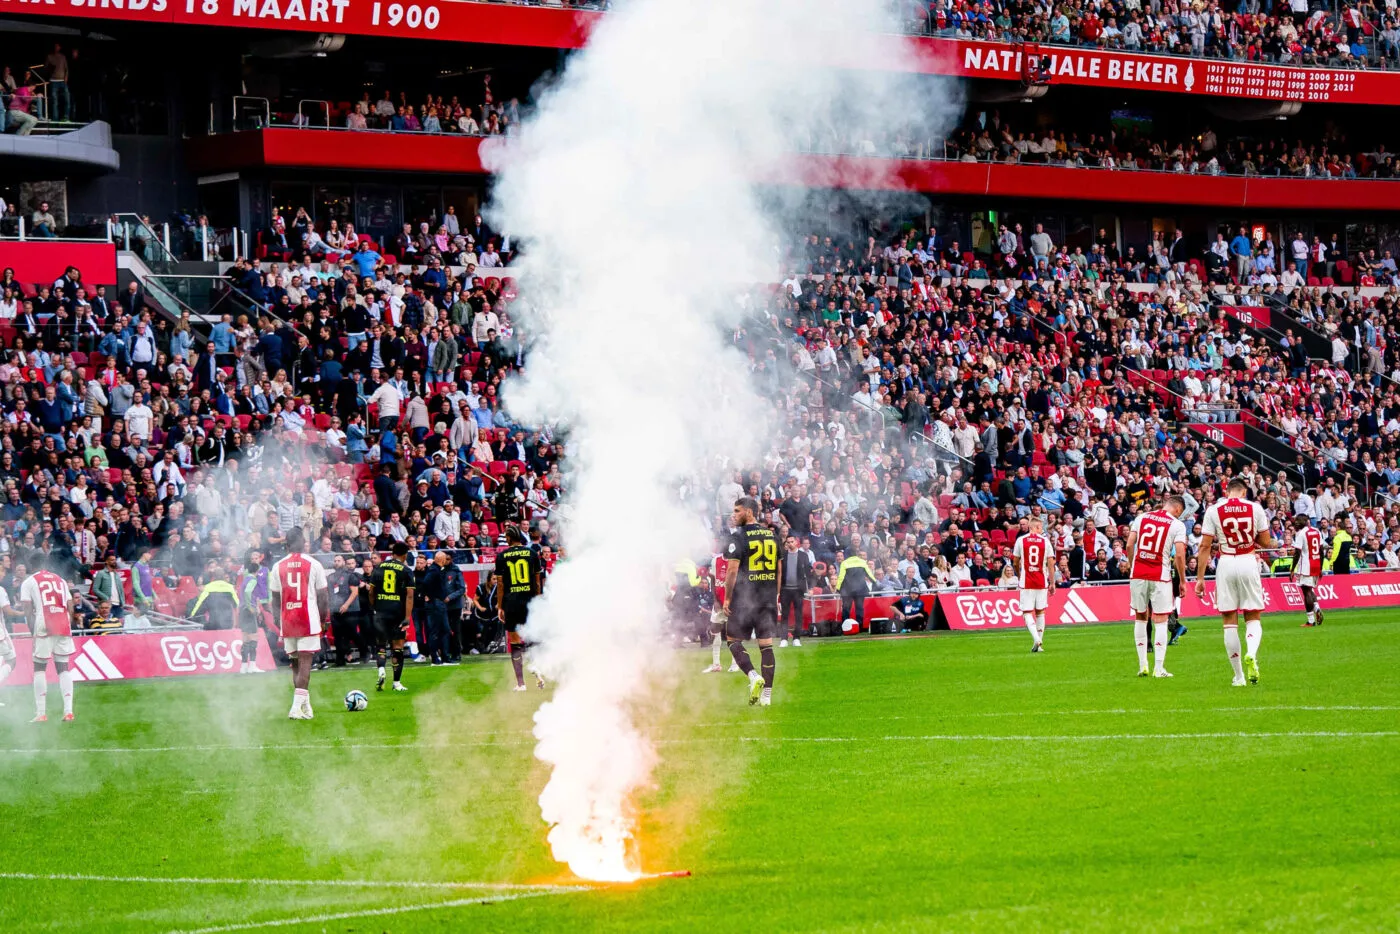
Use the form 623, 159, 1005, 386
19, 568, 78, 722
1011, 517, 1055, 653
1125, 496, 1188, 678
1290, 514, 1326, 628
1195, 477, 1275, 687
269, 529, 330, 720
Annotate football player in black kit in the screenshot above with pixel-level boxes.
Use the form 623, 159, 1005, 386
493, 525, 546, 691
719, 496, 782, 707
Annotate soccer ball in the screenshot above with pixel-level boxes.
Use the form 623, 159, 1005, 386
841, 618, 860, 635
344, 689, 368, 712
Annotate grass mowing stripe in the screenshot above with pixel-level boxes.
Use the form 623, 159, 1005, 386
6, 730, 1396, 756
0, 872, 560, 891
161, 887, 589, 934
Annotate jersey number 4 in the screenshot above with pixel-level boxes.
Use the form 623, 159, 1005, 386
747, 539, 777, 572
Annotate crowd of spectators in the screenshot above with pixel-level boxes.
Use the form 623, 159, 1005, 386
911, 0, 1399, 68
8, 204, 1400, 648
804, 110, 1400, 181
700, 223, 1400, 633
255, 78, 521, 136
945, 119, 1400, 179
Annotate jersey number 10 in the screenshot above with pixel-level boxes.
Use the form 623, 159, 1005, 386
507, 559, 531, 587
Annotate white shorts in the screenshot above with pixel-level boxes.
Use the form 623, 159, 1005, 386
1130, 579, 1174, 615
1296, 575, 1317, 589
283, 635, 320, 655
1019, 589, 1049, 612
33, 635, 76, 661
1214, 554, 1265, 614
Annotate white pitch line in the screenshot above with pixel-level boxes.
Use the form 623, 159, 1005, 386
0, 871, 557, 891
162, 886, 588, 934
732, 731, 1400, 743
689, 704, 1400, 727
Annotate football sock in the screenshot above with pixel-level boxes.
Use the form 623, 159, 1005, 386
1134, 621, 1150, 670
1153, 620, 1168, 670
1024, 613, 1038, 643
292, 687, 309, 710
375, 650, 386, 670
711, 633, 722, 667
510, 644, 524, 686
1306, 607, 1316, 625
1245, 620, 1262, 659
58, 670, 74, 715
1036, 616, 1045, 639
0, 660, 11, 689
759, 645, 775, 689
33, 671, 46, 717
761, 686, 772, 703
1224, 625, 1244, 678
391, 649, 404, 683
728, 641, 754, 676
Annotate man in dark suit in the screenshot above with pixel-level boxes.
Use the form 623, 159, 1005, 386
90, 285, 111, 322
192, 340, 220, 395
118, 280, 145, 319
778, 533, 813, 646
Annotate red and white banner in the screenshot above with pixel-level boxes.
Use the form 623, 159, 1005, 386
1188, 422, 1245, 448
943, 40, 1376, 104
4, 630, 276, 684
1223, 304, 1272, 330
937, 570, 1400, 630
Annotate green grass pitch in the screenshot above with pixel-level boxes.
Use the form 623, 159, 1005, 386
1, 609, 1397, 933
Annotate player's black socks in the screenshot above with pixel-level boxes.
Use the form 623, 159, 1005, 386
242, 641, 255, 663
375, 650, 386, 669
391, 649, 404, 682
728, 641, 754, 675
759, 645, 775, 689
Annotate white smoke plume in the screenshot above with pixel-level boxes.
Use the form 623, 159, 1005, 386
484, 0, 962, 881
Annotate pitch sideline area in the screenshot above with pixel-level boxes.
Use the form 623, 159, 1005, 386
1, 609, 1397, 932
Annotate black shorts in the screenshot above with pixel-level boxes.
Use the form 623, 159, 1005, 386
726, 603, 778, 641
502, 602, 530, 632
371, 610, 408, 645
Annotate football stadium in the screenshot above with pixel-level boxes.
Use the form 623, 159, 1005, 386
2, 0, 1400, 930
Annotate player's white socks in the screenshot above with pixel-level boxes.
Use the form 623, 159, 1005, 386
1306, 609, 1316, 626
292, 688, 309, 712
33, 672, 46, 717
711, 634, 722, 668
58, 670, 73, 716
1152, 621, 1168, 671
1223, 626, 1244, 678
1134, 621, 1150, 670
1024, 613, 1039, 644
1244, 620, 1262, 659
0, 660, 11, 690
1036, 617, 1045, 640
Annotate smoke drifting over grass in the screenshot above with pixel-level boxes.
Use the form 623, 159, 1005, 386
484, 0, 962, 881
